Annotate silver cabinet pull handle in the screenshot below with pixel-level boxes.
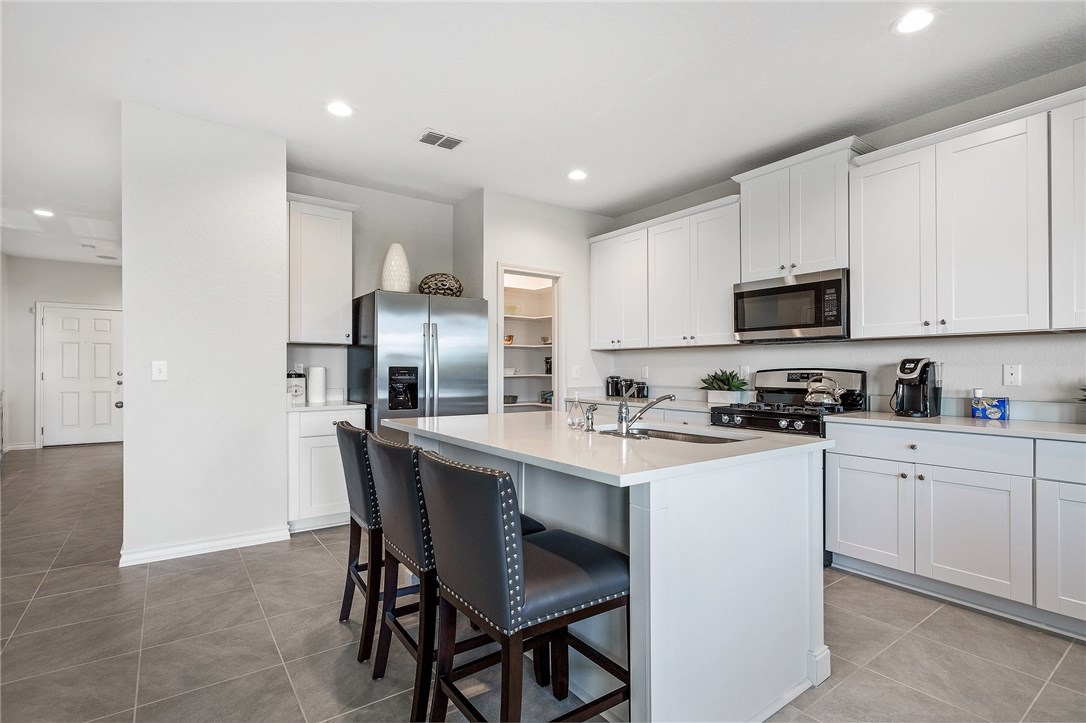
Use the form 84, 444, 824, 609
115, 401, 124, 409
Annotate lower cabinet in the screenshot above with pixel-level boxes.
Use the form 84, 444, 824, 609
288, 406, 367, 531
1035, 440, 1086, 621
825, 454, 915, 572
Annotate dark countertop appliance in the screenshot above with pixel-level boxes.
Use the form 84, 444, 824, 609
348, 291, 488, 433
732, 269, 848, 343
710, 368, 867, 437
891, 357, 942, 418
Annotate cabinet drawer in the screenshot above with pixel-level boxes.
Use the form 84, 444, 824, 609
298, 408, 366, 437
1036, 440, 1086, 484
825, 423, 1032, 475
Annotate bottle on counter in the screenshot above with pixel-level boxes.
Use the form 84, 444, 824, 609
287, 364, 307, 405
566, 391, 586, 430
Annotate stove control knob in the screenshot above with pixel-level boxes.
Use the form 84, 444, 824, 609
719, 414, 730, 424
793, 420, 805, 430
778, 419, 789, 429
733, 415, 743, 426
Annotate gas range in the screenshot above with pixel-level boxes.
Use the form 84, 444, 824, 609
710, 368, 867, 437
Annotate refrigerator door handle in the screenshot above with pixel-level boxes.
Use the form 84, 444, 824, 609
431, 323, 440, 417
422, 322, 432, 416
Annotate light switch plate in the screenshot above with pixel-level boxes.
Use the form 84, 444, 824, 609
641, 366, 649, 379
571, 364, 580, 379
151, 360, 168, 381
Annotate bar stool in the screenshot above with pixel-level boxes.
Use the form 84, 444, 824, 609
334, 421, 396, 663
365, 433, 549, 722
418, 450, 631, 723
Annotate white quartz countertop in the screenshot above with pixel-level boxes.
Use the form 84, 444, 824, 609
287, 401, 366, 413
383, 411, 831, 487
827, 411, 1086, 443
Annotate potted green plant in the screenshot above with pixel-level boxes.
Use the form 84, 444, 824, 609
700, 369, 750, 404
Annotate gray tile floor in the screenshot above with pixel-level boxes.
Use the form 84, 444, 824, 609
1, 444, 1083, 722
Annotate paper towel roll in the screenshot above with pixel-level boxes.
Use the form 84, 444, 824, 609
308, 366, 327, 404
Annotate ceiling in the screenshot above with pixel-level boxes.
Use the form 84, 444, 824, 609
3, 2, 1084, 267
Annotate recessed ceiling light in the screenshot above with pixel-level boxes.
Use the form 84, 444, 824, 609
567, 169, 587, 181
326, 101, 354, 117
96, 255, 118, 260
33, 208, 54, 217
892, 9, 934, 34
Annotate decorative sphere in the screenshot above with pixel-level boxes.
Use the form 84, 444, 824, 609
418, 273, 464, 297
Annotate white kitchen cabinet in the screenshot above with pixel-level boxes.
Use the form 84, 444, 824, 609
1035, 440, 1086, 621
825, 454, 915, 572
288, 198, 355, 344
849, 148, 938, 338
647, 202, 740, 347
915, 465, 1033, 604
1050, 100, 1086, 329
934, 113, 1050, 334
287, 406, 367, 531
590, 229, 648, 349
735, 137, 872, 282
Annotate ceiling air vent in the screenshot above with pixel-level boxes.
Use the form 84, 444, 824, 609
419, 128, 465, 150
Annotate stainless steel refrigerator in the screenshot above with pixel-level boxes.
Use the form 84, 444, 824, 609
347, 290, 488, 434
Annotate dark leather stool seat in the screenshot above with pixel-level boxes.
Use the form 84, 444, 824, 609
418, 450, 631, 722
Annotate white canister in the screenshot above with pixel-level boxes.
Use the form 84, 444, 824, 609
308, 366, 327, 404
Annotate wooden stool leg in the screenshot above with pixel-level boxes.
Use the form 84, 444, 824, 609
372, 551, 400, 679
339, 519, 362, 622
428, 596, 457, 723
551, 626, 569, 701
532, 640, 550, 687
410, 569, 437, 722
357, 528, 383, 662
500, 631, 524, 723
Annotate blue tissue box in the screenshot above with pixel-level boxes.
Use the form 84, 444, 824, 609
971, 397, 1009, 420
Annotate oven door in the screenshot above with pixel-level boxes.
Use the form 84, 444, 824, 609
733, 269, 847, 342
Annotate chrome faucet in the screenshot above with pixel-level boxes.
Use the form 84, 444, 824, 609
616, 388, 676, 436
584, 404, 599, 432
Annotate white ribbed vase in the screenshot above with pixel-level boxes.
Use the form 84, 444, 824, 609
381, 243, 411, 292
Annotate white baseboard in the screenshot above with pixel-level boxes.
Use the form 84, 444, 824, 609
288, 512, 350, 534
3, 443, 40, 453
119, 525, 290, 567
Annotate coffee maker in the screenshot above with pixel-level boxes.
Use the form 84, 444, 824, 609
892, 358, 942, 417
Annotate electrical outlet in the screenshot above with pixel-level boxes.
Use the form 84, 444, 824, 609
739, 365, 751, 381
641, 365, 649, 379
1002, 364, 1022, 386
571, 364, 580, 379
151, 360, 168, 381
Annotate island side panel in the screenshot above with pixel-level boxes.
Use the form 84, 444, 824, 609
807, 451, 831, 689
637, 452, 823, 722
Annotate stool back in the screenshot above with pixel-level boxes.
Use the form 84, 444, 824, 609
366, 433, 434, 571
335, 422, 381, 530
418, 450, 524, 633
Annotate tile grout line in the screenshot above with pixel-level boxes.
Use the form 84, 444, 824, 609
856, 666, 995, 723
123, 662, 286, 712
315, 689, 413, 723
131, 562, 151, 721
238, 545, 310, 723
1017, 641, 1074, 723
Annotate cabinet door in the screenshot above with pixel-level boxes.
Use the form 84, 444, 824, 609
298, 435, 350, 520
935, 114, 1050, 333
647, 219, 691, 347
825, 454, 915, 572
790, 150, 849, 275
289, 202, 354, 343
849, 148, 938, 338
590, 230, 648, 349
1036, 479, 1086, 621
690, 203, 741, 346
1051, 101, 1086, 329
740, 168, 790, 282
915, 465, 1032, 604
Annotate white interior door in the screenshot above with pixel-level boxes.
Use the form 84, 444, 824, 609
41, 306, 123, 446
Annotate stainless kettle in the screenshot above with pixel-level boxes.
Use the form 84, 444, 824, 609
805, 375, 844, 405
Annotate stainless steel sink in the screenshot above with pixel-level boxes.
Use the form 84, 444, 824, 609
599, 428, 737, 444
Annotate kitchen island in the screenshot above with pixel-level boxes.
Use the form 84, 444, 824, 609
384, 411, 833, 722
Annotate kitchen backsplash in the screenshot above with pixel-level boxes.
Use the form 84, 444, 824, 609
287, 344, 347, 401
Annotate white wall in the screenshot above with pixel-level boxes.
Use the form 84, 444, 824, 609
286, 172, 454, 297
1, 255, 122, 448
453, 190, 485, 299
479, 190, 612, 411
121, 104, 288, 563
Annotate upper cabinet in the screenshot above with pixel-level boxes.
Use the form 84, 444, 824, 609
288, 196, 356, 344
1051, 100, 1086, 329
734, 137, 874, 282
590, 229, 648, 349
647, 201, 740, 347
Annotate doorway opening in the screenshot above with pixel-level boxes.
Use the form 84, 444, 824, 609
497, 265, 562, 414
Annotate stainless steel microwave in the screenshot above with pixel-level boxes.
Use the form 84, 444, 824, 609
733, 269, 848, 342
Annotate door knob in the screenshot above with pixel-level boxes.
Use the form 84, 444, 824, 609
114, 401, 123, 409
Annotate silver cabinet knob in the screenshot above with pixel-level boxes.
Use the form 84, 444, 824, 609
117, 371, 123, 376
917, 474, 926, 481
690, 335, 696, 340
345, 333, 350, 338
682, 336, 688, 340
114, 401, 124, 409
900, 472, 908, 478
779, 265, 786, 270
922, 320, 930, 326
909, 444, 918, 450
116, 380, 123, 386
790, 263, 797, 269
939, 319, 947, 326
